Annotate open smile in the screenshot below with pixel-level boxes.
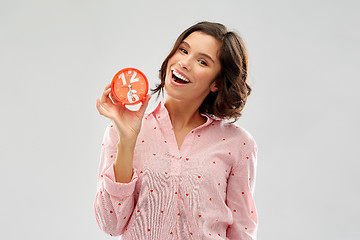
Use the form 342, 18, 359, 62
171, 68, 191, 85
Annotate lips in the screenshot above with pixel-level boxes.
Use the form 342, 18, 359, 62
170, 68, 191, 85
173, 69, 190, 82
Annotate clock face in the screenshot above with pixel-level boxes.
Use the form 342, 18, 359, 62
111, 68, 149, 106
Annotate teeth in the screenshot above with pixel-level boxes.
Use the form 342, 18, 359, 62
173, 69, 190, 83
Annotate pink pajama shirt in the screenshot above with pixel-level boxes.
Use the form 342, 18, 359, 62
94, 102, 258, 239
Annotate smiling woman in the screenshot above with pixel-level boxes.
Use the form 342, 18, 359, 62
95, 21, 258, 240
163, 31, 222, 109
155, 22, 251, 121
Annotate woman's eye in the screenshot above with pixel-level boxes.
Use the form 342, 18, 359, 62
180, 48, 188, 54
199, 60, 207, 66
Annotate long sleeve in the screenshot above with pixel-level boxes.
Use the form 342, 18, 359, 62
94, 123, 139, 236
226, 137, 258, 240
94, 103, 260, 239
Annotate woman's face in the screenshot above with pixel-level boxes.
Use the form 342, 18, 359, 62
165, 31, 222, 105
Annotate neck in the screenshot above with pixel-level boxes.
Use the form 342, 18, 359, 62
164, 98, 206, 131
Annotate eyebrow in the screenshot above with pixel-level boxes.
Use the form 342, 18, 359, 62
181, 41, 215, 63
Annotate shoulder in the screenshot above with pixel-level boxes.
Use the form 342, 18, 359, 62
215, 120, 256, 143
211, 120, 258, 158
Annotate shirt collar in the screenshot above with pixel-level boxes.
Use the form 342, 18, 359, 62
148, 101, 215, 129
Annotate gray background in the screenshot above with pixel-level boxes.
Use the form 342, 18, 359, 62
1, 0, 359, 239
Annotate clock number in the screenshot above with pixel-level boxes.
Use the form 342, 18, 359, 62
118, 73, 127, 85
118, 71, 140, 85
130, 71, 140, 84
127, 89, 140, 103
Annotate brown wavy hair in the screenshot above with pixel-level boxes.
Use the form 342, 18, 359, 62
152, 21, 251, 122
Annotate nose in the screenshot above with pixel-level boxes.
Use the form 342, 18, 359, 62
178, 58, 191, 71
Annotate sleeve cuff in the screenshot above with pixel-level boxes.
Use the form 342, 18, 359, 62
103, 164, 138, 198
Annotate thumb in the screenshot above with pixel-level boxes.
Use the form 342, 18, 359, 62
137, 94, 152, 117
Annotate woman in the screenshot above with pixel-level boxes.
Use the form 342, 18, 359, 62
95, 21, 258, 239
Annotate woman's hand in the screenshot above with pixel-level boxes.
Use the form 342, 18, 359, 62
96, 83, 151, 141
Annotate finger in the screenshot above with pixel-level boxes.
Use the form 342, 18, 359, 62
101, 88, 112, 103
137, 94, 152, 117
98, 97, 116, 115
104, 82, 112, 91
96, 98, 111, 117
96, 98, 106, 114
96, 98, 104, 114
109, 92, 122, 105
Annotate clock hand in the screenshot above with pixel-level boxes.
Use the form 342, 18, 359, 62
127, 85, 133, 98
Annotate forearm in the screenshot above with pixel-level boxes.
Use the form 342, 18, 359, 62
113, 139, 137, 183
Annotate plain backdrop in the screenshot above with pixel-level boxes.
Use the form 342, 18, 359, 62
1, 0, 359, 239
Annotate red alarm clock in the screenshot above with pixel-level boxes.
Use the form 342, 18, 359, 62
111, 68, 149, 106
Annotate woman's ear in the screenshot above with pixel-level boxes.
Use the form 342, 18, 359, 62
210, 81, 218, 92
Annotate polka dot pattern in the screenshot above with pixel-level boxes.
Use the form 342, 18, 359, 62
95, 102, 258, 239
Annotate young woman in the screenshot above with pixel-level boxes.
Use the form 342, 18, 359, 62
95, 21, 258, 239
